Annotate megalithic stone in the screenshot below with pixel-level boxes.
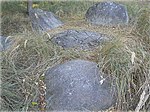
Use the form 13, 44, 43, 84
85, 1, 129, 25
45, 59, 117, 111
29, 8, 63, 33
52, 29, 112, 50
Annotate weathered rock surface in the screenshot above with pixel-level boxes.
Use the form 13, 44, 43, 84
45, 59, 116, 111
29, 8, 63, 32
0, 36, 12, 51
85, 1, 129, 25
52, 29, 111, 49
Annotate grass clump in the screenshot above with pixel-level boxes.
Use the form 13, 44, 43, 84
1, 13, 31, 36
133, 8, 150, 45
97, 37, 150, 110
0, 32, 61, 111
1, 1, 27, 14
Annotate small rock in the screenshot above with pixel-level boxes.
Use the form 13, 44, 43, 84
85, 1, 129, 25
52, 29, 111, 49
0, 36, 12, 51
45, 59, 116, 111
29, 8, 63, 32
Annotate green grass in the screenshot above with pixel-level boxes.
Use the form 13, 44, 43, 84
1, 0, 150, 111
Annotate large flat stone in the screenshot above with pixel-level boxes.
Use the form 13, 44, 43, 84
85, 1, 129, 25
29, 8, 63, 32
45, 59, 116, 111
52, 29, 111, 49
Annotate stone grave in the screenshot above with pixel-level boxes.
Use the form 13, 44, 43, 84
29, 8, 63, 33
45, 59, 117, 111
51, 29, 111, 50
85, 1, 129, 25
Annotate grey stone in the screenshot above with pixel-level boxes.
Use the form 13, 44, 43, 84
0, 36, 12, 51
85, 1, 129, 25
45, 59, 116, 111
52, 29, 111, 49
29, 8, 63, 33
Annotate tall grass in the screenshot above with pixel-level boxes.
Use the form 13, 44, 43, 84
134, 8, 150, 45
97, 36, 150, 110
1, 32, 60, 111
